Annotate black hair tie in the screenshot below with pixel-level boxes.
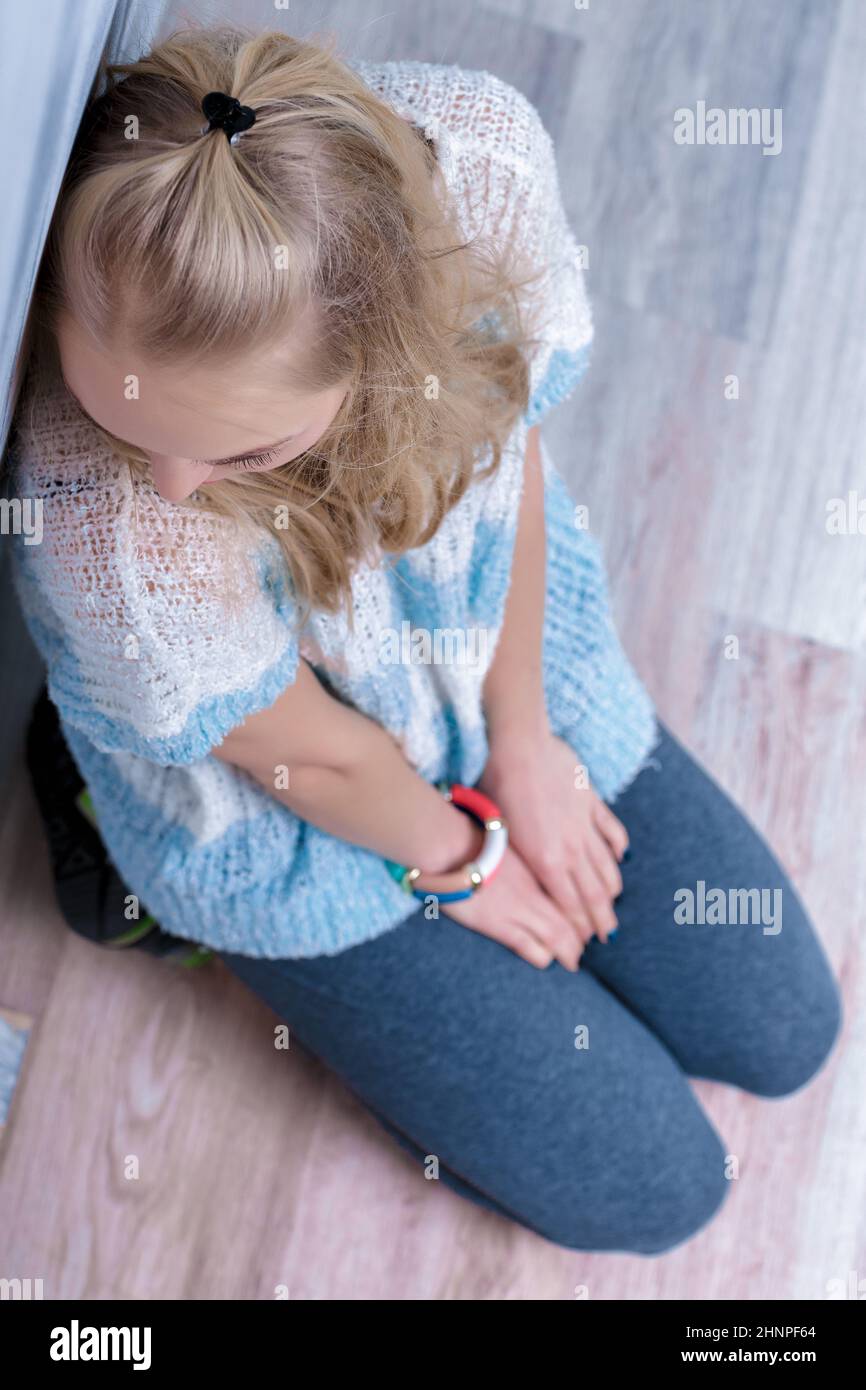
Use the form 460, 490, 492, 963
201, 90, 257, 144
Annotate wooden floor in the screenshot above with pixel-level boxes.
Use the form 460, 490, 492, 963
1, 0, 864, 1299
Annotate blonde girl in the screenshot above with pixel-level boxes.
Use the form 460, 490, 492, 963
12, 26, 840, 1253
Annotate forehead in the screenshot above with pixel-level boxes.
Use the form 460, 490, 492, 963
54, 310, 337, 461
54, 312, 332, 419
57, 310, 266, 405
57, 291, 326, 381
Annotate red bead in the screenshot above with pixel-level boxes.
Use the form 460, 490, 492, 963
449, 784, 501, 824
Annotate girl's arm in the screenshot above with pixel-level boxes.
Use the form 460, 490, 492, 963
479, 425, 628, 950
482, 425, 548, 745
215, 422, 556, 848
212, 634, 582, 970
213, 659, 478, 875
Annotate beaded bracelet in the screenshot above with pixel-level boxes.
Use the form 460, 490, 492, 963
385, 783, 508, 903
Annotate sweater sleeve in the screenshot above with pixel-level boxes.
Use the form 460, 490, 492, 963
10, 385, 300, 767
350, 61, 594, 427
478, 76, 594, 426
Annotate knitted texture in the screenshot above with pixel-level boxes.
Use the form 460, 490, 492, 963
11, 60, 658, 959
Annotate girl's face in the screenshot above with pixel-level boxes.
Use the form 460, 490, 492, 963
56, 312, 351, 503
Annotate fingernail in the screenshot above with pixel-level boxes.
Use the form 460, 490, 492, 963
622, 848, 632, 863
608, 928, 619, 941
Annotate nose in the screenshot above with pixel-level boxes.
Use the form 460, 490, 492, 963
148, 456, 214, 502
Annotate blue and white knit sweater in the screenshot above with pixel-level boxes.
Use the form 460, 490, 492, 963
11, 60, 658, 958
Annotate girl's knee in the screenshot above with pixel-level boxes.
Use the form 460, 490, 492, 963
538, 1103, 731, 1256
619, 1129, 730, 1256
741, 967, 842, 1099
708, 890, 843, 1098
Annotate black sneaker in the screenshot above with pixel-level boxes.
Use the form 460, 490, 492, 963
25, 686, 213, 967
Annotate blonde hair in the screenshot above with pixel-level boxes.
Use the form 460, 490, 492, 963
27, 24, 544, 621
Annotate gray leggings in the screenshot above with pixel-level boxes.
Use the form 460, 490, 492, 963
220, 724, 842, 1255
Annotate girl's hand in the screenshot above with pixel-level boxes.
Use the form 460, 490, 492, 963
479, 727, 628, 954
438, 843, 584, 971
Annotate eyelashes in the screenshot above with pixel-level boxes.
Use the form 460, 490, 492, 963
216, 447, 283, 472
230, 448, 283, 471
192, 438, 302, 474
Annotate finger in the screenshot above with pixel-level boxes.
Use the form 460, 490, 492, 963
593, 800, 629, 860
493, 921, 555, 970
457, 903, 557, 970
507, 883, 584, 970
535, 898, 586, 971
570, 857, 618, 944
510, 901, 579, 971
588, 828, 623, 902
535, 865, 595, 953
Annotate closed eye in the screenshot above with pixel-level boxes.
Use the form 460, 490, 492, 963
224, 447, 283, 471
201, 444, 297, 472
61, 380, 300, 470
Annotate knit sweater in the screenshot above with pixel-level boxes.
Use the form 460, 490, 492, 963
10, 59, 658, 959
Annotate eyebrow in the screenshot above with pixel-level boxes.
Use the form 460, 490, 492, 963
64, 385, 296, 465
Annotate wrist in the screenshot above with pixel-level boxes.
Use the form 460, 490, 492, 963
390, 785, 508, 901
405, 800, 484, 875
485, 704, 551, 766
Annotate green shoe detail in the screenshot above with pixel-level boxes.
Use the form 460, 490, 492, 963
73, 783, 213, 966
75, 786, 99, 829
105, 914, 158, 948
176, 947, 215, 968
